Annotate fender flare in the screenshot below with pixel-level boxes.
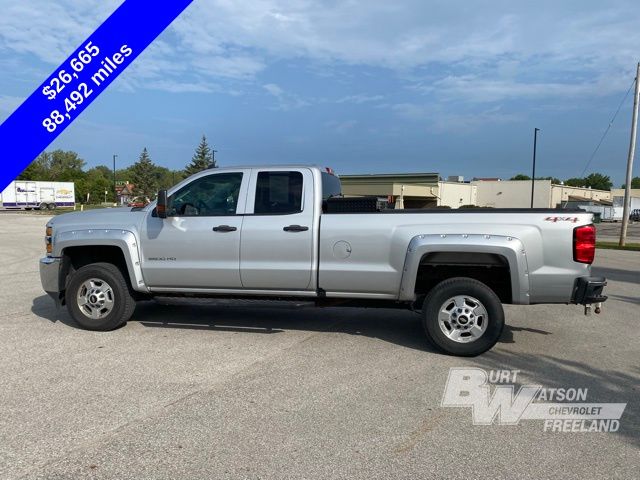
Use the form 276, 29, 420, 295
398, 234, 530, 304
54, 228, 148, 292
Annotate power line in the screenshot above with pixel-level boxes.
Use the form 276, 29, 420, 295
579, 77, 635, 178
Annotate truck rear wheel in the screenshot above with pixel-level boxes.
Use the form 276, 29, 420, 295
422, 277, 504, 356
65, 262, 136, 331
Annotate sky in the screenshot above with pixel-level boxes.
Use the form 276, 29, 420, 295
0, 0, 639, 186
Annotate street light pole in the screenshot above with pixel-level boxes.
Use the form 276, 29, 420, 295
113, 154, 118, 205
530, 128, 540, 208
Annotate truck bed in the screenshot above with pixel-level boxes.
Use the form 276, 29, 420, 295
318, 209, 593, 304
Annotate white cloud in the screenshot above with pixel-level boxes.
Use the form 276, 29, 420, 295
0, 95, 24, 121
336, 94, 384, 104
426, 74, 630, 103
392, 103, 522, 133
263, 83, 284, 97
0, 1, 121, 64
261, 82, 310, 110
0, 0, 638, 103
325, 119, 358, 134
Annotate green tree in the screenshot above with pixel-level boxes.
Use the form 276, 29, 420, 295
564, 173, 612, 191
565, 177, 586, 187
116, 166, 134, 184
511, 174, 560, 183
130, 148, 158, 198
48, 150, 86, 181
153, 166, 186, 189
18, 152, 50, 180
83, 167, 112, 204
621, 177, 640, 189
185, 135, 216, 176
583, 172, 612, 191
536, 176, 561, 184
170, 169, 186, 186
92, 165, 113, 180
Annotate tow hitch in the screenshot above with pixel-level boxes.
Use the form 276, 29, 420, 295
574, 276, 607, 315
584, 302, 603, 316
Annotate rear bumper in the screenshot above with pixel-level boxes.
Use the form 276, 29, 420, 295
572, 276, 608, 305
39, 256, 63, 306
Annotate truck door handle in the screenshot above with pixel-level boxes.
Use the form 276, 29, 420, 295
212, 225, 237, 232
283, 225, 309, 232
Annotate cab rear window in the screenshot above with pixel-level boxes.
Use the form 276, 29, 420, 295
321, 172, 342, 200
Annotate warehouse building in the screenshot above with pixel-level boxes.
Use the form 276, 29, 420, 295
339, 173, 440, 209
611, 188, 640, 209
472, 179, 611, 208
339, 173, 611, 209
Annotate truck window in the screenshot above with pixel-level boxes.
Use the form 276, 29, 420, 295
321, 172, 342, 200
169, 172, 243, 216
254, 171, 303, 214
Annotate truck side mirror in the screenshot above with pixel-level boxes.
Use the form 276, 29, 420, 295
156, 189, 168, 218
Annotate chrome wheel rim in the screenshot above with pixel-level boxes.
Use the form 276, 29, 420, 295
438, 295, 488, 343
77, 278, 115, 319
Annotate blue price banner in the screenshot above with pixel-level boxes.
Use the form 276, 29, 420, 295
0, 0, 194, 191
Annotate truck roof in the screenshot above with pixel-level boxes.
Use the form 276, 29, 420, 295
206, 164, 328, 171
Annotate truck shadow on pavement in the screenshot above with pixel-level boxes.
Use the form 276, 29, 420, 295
29, 294, 638, 447
607, 294, 640, 305
31, 295, 545, 353
591, 266, 640, 285
472, 350, 640, 448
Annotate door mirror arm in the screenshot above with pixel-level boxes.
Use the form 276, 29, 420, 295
156, 189, 168, 218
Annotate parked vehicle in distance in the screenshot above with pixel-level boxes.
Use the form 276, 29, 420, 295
39, 165, 607, 356
1, 181, 75, 210
127, 196, 150, 208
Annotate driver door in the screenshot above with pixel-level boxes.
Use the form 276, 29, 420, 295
140, 170, 249, 289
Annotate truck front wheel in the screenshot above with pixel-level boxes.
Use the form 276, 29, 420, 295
422, 277, 504, 356
65, 262, 136, 331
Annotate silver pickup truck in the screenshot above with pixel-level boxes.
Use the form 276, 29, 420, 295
40, 165, 607, 356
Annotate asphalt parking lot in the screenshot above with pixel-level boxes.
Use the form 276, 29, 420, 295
0, 214, 638, 479
596, 221, 640, 242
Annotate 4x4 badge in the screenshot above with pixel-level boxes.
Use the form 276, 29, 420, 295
545, 216, 579, 223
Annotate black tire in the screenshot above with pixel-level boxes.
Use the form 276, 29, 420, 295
38, 202, 47, 210
422, 277, 504, 356
65, 262, 136, 331
48, 203, 56, 210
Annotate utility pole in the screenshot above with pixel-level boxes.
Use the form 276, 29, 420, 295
530, 128, 540, 208
620, 62, 640, 247
113, 154, 118, 205
212, 148, 218, 168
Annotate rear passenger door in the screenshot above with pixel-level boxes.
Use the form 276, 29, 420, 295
240, 168, 315, 290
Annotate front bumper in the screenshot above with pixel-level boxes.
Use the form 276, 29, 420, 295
39, 256, 62, 305
572, 276, 608, 305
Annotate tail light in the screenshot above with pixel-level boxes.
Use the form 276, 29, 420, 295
573, 224, 596, 264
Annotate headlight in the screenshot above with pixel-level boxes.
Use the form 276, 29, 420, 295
45, 226, 53, 254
